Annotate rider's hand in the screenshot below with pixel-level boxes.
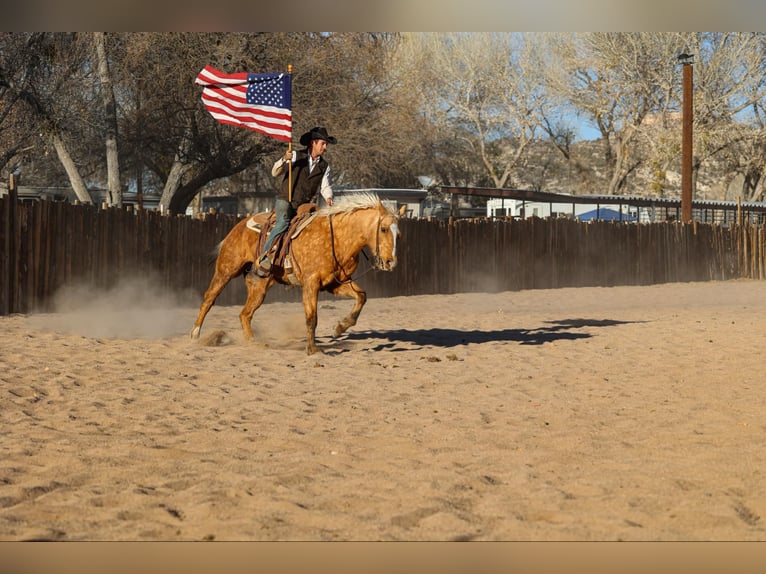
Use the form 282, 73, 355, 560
283, 151, 292, 163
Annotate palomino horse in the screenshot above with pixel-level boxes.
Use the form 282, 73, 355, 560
191, 192, 405, 354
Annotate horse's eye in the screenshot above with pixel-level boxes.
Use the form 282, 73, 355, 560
381, 226, 389, 233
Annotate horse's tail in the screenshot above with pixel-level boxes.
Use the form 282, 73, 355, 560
207, 240, 224, 265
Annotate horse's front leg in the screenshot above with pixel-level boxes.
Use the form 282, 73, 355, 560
240, 272, 272, 342
329, 280, 367, 338
301, 281, 322, 354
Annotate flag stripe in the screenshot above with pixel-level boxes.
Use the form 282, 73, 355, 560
195, 65, 250, 86
195, 65, 292, 143
200, 91, 291, 124
201, 102, 292, 139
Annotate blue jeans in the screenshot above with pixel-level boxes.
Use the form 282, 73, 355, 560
260, 199, 295, 258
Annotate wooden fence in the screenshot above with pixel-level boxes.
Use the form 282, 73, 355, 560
2, 191, 764, 316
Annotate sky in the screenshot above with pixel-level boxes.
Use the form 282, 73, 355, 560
578, 124, 602, 142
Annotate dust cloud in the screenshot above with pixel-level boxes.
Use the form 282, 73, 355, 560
30, 275, 200, 340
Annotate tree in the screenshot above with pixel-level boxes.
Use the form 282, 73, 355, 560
111, 32, 432, 214
0, 33, 135, 206
541, 32, 687, 195
93, 32, 122, 207
7, 32, 766, 210
114, 33, 289, 214
680, 32, 766, 201
0, 33, 96, 202
390, 33, 547, 189
307, 33, 434, 189
0, 34, 41, 178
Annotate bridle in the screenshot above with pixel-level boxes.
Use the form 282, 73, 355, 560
370, 214, 388, 270
328, 211, 397, 285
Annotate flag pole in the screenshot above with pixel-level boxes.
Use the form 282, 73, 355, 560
287, 63, 293, 204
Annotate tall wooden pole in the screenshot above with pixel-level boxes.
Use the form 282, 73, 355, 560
681, 56, 693, 223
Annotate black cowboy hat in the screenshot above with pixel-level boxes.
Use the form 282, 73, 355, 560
299, 126, 337, 146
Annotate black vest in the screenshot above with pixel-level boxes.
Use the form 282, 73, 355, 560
278, 150, 328, 209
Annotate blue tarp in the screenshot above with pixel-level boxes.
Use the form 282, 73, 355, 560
577, 208, 635, 222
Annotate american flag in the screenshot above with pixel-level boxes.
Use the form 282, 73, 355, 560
195, 65, 292, 142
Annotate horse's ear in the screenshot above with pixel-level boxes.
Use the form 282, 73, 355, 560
398, 205, 407, 217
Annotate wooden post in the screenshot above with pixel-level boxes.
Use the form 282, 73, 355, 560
680, 54, 694, 223
737, 196, 742, 226
1, 174, 17, 314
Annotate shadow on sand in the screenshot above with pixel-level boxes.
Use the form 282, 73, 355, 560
333, 318, 641, 352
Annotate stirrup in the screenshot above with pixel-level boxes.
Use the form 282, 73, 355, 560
253, 255, 271, 277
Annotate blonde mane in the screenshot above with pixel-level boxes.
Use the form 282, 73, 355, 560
319, 192, 390, 216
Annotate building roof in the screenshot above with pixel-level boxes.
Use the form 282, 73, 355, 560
441, 186, 766, 213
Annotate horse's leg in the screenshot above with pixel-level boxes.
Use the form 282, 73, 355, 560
191, 220, 261, 339
239, 273, 272, 342
329, 281, 367, 338
191, 267, 234, 339
301, 280, 322, 354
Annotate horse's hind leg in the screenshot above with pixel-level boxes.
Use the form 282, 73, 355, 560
191, 269, 233, 339
239, 273, 271, 342
329, 281, 367, 338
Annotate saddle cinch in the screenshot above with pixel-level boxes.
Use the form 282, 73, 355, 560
246, 203, 318, 284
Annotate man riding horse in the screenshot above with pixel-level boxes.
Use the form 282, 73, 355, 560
254, 126, 336, 277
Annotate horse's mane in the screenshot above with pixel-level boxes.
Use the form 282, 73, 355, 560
318, 192, 390, 217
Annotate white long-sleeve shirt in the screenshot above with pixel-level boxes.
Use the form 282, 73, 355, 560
272, 151, 333, 204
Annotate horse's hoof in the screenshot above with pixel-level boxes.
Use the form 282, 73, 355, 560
335, 322, 352, 337
190, 327, 200, 340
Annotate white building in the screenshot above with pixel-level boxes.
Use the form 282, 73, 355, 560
486, 197, 637, 221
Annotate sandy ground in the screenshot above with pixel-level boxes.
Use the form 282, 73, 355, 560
1, 278, 766, 541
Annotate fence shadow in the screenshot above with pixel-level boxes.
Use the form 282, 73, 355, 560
336, 318, 640, 351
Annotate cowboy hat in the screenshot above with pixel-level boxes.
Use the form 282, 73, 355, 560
299, 127, 337, 146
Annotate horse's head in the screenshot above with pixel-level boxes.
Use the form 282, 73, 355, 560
324, 193, 404, 273
369, 203, 405, 271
